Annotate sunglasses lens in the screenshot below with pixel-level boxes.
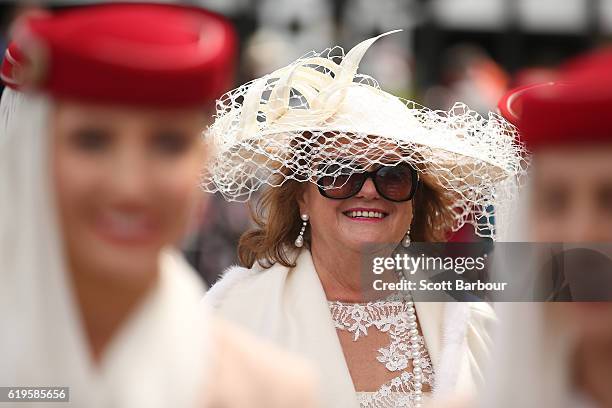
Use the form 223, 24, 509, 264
319, 173, 364, 199
375, 165, 415, 201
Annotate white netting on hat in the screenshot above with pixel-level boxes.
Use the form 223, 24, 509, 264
201, 32, 529, 240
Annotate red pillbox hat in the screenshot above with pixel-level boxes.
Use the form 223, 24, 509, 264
497, 48, 612, 151
1, 3, 236, 108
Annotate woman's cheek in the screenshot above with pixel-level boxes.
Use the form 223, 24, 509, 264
395, 203, 413, 230
54, 150, 101, 223
154, 161, 202, 240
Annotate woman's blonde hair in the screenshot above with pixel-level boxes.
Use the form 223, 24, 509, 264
237, 172, 457, 268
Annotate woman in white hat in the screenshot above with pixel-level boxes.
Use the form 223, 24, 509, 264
0, 4, 318, 408
203, 32, 526, 408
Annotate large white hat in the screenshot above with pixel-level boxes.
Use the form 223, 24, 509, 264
202, 31, 528, 240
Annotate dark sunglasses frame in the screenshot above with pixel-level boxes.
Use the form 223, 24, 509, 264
317, 163, 420, 202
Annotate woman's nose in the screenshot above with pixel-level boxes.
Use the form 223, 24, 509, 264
564, 207, 611, 242
356, 177, 380, 199
107, 147, 151, 202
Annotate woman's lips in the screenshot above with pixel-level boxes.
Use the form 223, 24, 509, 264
342, 207, 389, 222
94, 210, 159, 245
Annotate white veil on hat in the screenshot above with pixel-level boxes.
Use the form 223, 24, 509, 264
0, 88, 211, 407
202, 31, 528, 240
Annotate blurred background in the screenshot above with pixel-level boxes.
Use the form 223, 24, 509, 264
2, 0, 610, 285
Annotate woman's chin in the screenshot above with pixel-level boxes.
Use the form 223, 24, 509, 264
75, 241, 161, 287
566, 303, 612, 337
336, 235, 398, 253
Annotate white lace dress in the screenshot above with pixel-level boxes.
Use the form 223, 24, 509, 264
328, 293, 434, 408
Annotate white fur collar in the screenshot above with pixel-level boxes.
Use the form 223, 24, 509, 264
205, 264, 259, 309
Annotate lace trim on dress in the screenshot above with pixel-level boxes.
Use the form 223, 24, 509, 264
328, 293, 434, 408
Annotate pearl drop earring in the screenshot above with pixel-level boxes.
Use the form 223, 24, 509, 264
294, 214, 309, 248
401, 229, 411, 248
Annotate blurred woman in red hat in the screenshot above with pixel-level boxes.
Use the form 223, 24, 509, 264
0, 4, 317, 408
465, 49, 612, 408
427, 47, 612, 408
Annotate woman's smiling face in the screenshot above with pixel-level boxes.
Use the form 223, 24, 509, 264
298, 163, 414, 254
52, 100, 205, 284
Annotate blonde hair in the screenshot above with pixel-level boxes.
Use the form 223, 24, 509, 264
237, 174, 456, 268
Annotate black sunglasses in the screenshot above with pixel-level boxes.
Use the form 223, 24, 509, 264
316, 163, 419, 202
